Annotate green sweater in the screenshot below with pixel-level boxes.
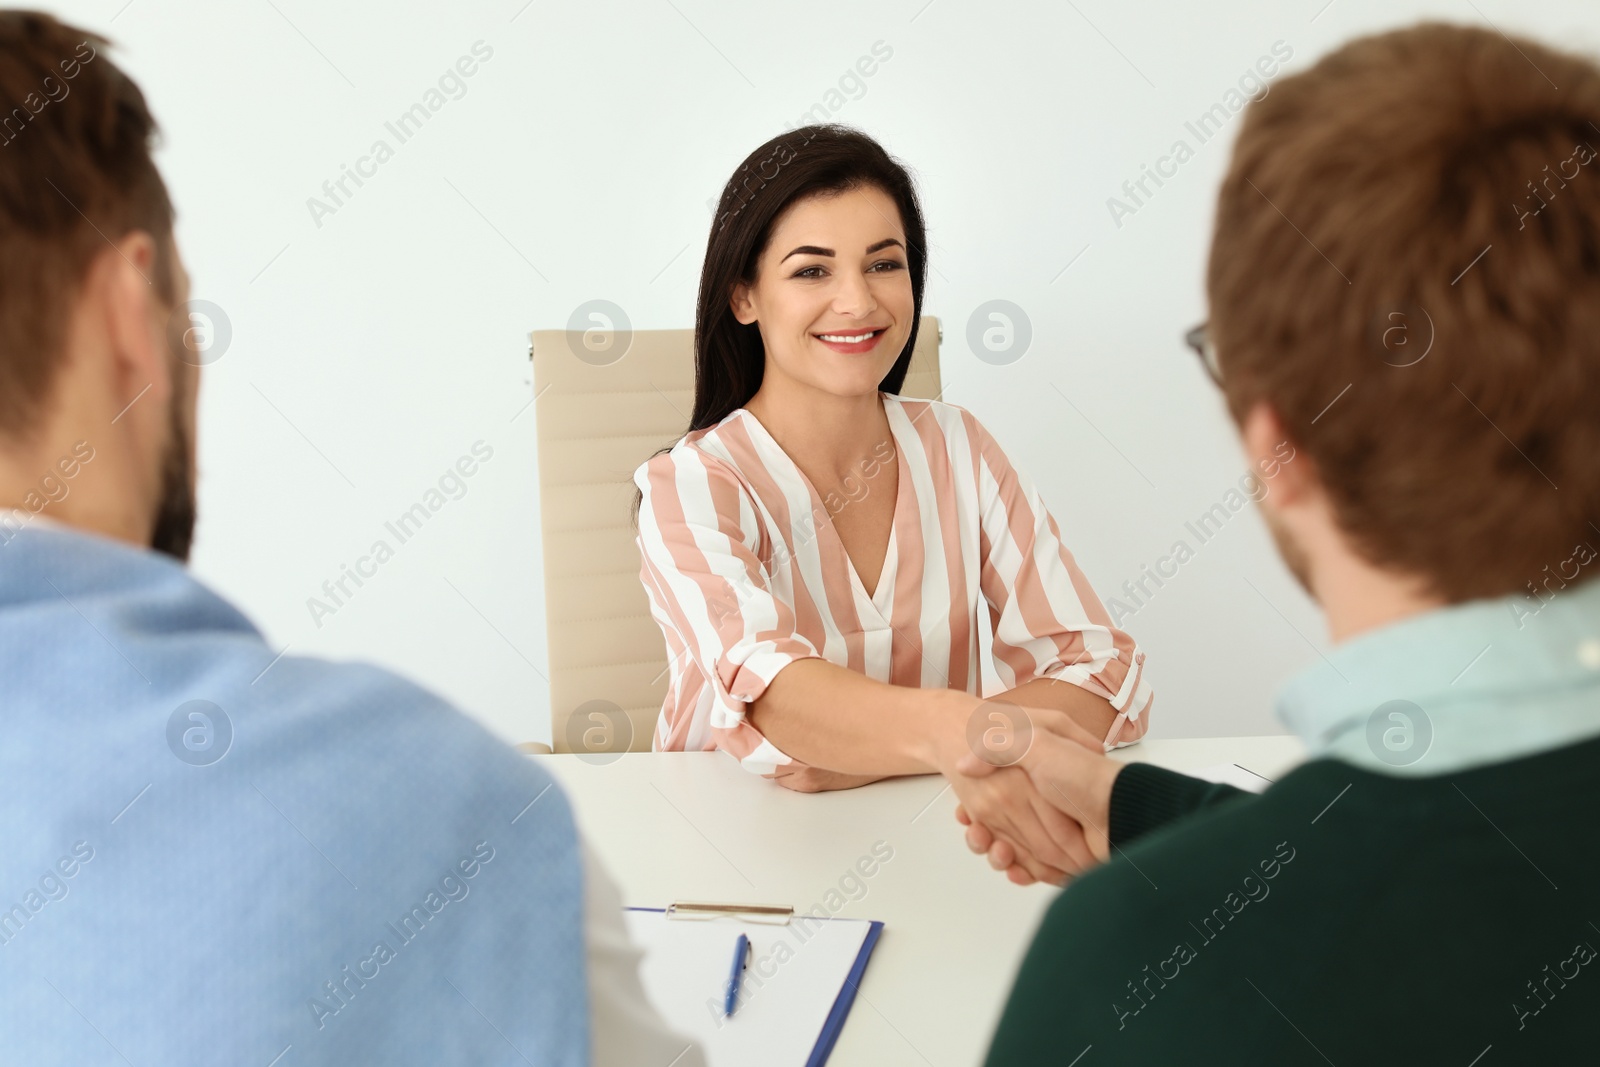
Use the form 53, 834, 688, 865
984, 738, 1599, 1064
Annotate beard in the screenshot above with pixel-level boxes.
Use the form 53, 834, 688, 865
149, 399, 195, 561
1262, 503, 1314, 598
149, 314, 198, 562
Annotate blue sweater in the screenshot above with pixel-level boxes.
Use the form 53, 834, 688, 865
0, 524, 588, 1065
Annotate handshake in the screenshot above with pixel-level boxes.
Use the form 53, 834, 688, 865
771, 697, 1129, 887
761, 672, 1134, 887
943, 702, 1127, 887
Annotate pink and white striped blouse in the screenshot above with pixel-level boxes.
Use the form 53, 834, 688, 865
632, 393, 1154, 774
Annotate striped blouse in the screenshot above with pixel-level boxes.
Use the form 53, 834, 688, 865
632, 393, 1155, 774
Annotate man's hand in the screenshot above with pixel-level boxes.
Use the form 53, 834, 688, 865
927, 700, 1105, 886
953, 711, 1124, 884
769, 764, 889, 793
943, 765, 1096, 885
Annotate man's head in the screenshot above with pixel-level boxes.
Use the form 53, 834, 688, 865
1211, 22, 1600, 633
0, 10, 197, 560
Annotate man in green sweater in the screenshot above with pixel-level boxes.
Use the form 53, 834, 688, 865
966, 21, 1600, 1065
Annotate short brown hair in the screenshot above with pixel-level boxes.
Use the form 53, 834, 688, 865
0, 11, 174, 440
1210, 22, 1600, 603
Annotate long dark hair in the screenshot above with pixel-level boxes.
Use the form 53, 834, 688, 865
633, 124, 929, 520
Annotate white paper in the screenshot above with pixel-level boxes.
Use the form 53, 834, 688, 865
1186, 761, 1276, 794
623, 909, 876, 1067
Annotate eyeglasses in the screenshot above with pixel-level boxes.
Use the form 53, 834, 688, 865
1184, 321, 1222, 385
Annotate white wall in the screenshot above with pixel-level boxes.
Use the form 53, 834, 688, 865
46, 0, 1600, 743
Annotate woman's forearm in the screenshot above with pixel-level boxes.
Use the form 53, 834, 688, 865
747, 659, 975, 776
996, 678, 1121, 743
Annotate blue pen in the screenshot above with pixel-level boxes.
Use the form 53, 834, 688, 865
723, 933, 751, 1017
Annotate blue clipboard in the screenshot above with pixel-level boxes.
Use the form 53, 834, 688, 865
805, 918, 884, 1067
626, 905, 885, 1065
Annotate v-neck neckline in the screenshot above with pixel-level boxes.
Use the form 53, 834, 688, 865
738, 394, 907, 617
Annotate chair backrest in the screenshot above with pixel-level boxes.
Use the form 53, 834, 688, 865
529, 317, 942, 753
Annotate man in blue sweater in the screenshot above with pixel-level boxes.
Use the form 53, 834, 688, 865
0, 12, 700, 1065
964, 21, 1600, 1065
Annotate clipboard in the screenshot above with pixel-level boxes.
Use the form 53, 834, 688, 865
625, 901, 885, 1067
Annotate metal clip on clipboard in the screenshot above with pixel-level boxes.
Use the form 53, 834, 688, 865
665, 901, 795, 924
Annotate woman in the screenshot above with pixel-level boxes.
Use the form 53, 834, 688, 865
632, 125, 1153, 814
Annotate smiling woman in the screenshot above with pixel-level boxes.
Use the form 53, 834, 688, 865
630, 127, 1154, 856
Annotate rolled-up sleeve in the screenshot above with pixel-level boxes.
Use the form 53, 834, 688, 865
634, 447, 821, 771
967, 411, 1155, 746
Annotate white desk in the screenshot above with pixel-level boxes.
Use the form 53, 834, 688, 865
539, 735, 1306, 1067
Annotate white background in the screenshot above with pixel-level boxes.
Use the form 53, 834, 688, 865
45, 0, 1599, 744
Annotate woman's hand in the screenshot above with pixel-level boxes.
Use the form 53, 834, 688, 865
955, 711, 1122, 883
944, 766, 1093, 885
955, 806, 1049, 886
922, 703, 1086, 885
769, 764, 890, 793
932, 696, 1107, 886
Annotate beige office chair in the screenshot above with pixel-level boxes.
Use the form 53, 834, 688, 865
526, 316, 942, 754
